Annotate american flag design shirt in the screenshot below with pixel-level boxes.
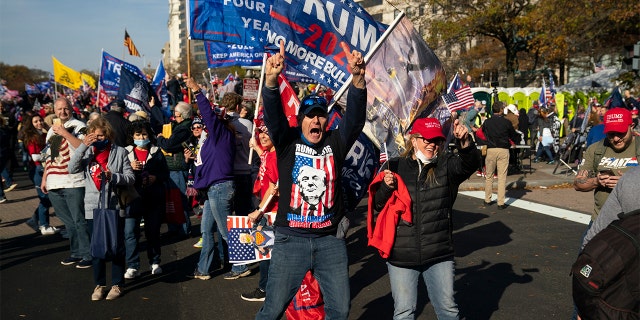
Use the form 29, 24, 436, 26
288, 143, 336, 229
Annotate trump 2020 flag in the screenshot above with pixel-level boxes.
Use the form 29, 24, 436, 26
100, 51, 146, 95
118, 68, 150, 114
227, 213, 275, 265
361, 15, 446, 158
205, 42, 264, 68
188, 0, 270, 47
269, 0, 386, 91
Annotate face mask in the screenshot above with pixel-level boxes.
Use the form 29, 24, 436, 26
93, 139, 109, 150
134, 139, 150, 147
415, 150, 437, 164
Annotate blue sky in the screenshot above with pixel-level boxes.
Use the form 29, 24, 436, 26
0, 0, 169, 74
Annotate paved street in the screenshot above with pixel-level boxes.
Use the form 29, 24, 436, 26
1, 162, 593, 320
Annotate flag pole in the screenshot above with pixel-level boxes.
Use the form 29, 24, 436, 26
248, 53, 268, 165
95, 49, 104, 110
187, 38, 192, 104
329, 11, 405, 109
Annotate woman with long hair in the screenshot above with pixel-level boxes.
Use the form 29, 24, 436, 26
22, 114, 58, 235
369, 118, 481, 320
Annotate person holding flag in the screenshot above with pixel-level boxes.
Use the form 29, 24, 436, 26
368, 117, 480, 320
254, 41, 366, 319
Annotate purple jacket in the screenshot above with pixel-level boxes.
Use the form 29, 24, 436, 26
192, 92, 235, 189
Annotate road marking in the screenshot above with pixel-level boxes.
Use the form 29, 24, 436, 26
460, 191, 590, 225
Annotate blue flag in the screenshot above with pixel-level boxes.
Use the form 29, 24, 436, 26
100, 51, 146, 95
605, 87, 626, 109
205, 42, 264, 68
269, 0, 386, 91
118, 68, 151, 114
36, 81, 52, 95
188, 0, 271, 47
25, 84, 40, 95
151, 59, 170, 117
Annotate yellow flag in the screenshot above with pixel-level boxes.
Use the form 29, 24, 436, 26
52, 56, 82, 89
81, 73, 96, 89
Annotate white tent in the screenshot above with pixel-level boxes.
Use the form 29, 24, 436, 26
558, 68, 624, 91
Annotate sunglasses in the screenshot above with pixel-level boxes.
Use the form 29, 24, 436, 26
302, 95, 327, 107
416, 137, 443, 145
191, 125, 203, 130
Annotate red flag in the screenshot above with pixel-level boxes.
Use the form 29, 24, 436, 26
277, 73, 300, 127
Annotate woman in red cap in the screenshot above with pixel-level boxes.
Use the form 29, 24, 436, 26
368, 117, 481, 319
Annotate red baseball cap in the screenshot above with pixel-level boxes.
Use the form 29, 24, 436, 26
603, 108, 632, 133
409, 118, 445, 140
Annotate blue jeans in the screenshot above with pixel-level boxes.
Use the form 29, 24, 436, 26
167, 170, 191, 235
197, 180, 238, 274
387, 260, 459, 320
258, 260, 270, 291
29, 165, 52, 227
0, 157, 7, 199
48, 187, 91, 261
124, 197, 163, 269
256, 233, 350, 320
535, 143, 554, 162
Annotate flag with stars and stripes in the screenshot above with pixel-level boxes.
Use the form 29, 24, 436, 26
227, 214, 275, 265
442, 85, 474, 112
290, 152, 336, 218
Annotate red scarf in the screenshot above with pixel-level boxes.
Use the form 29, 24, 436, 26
90, 145, 111, 190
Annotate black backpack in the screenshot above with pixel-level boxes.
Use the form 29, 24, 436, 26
572, 209, 640, 319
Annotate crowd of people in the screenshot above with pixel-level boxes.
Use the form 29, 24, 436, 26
2, 52, 640, 318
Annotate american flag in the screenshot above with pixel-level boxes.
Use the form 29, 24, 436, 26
227, 214, 275, 264
442, 85, 474, 112
539, 80, 547, 107
547, 72, 556, 102
379, 142, 388, 165
290, 152, 335, 217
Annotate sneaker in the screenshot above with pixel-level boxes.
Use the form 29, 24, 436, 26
40, 225, 60, 235
187, 269, 211, 280
106, 285, 122, 300
3, 183, 17, 192
151, 264, 163, 275
475, 170, 483, 177
0, 197, 6, 203
25, 219, 39, 232
61, 257, 82, 265
241, 288, 266, 302
497, 204, 508, 210
193, 238, 203, 248
547, 160, 555, 165
76, 259, 92, 269
223, 269, 251, 280
124, 268, 139, 279
91, 285, 107, 301
533, 158, 540, 163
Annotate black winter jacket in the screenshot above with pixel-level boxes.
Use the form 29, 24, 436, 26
373, 143, 480, 267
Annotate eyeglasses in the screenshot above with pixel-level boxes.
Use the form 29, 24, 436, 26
191, 125, 203, 130
416, 137, 443, 145
301, 95, 327, 108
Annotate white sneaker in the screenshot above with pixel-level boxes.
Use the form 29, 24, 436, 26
124, 268, 139, 279
40, 226, 60, 235
151, 264, 162, 275
3, 183, 17, 192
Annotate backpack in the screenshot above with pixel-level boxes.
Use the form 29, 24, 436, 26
571, 209, 640, 320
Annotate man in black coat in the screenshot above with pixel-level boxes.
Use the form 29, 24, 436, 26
103, 100, 130, 147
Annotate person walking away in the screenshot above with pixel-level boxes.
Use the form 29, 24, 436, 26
482, 101, 521, 209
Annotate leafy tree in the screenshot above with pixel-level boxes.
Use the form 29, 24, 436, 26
418, 0, 535, 87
